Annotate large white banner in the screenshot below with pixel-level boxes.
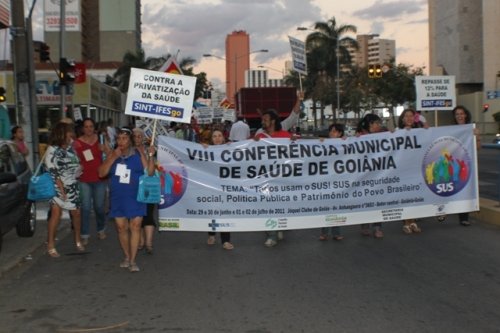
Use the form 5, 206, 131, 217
125, 68, 197, 123
157, 125, 478, 232
44, 0, 81, 32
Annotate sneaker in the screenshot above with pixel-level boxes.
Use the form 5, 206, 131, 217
119, 259, 130, 268
460, 220, 471, 226
129, 262, 140, 272
81, 237, 89, 245
277, 231, 284, 241
207, 235, 216, 245
97, 231, 107, 240
264, 238, 277, 247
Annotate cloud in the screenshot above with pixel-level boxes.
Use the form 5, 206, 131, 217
141, 0, 321, 64
353, 0, 426, 21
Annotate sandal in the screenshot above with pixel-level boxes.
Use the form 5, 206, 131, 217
373, 229, 384, 239
409, 222, 421, 233
222, 242, 234, 250
319, 234, 328, 241
333, 235, 344, 241
129, 262, 140, 272
47, 248, 60, 258
76, 242, 85, 252
361, 229, 371, 237
402, 225, 413, 234
207, 236, 216, 245
145, 246, 153, 254
119, 259, 130, 268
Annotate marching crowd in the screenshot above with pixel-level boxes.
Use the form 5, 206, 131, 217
28, 92, 478, 273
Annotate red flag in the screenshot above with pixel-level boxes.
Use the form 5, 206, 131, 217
219, 97, 234, 109
74, 63, 86, 83
159, 58, 183, 75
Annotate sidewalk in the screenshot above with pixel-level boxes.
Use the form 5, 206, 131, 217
0, 202, 71, 278
1, 198, 499, 278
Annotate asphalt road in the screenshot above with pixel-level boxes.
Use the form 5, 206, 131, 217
1, 214, 500, 333
478, 146, 500, 201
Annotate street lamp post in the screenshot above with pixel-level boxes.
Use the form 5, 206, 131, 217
257, 65, 285, 77
203, 49, 268, 104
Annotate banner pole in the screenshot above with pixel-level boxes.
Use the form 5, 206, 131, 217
150, 119, 158, 147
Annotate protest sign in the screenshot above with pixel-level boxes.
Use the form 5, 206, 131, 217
125, 67, 197, 123
156, 125, 478, 232
288, 36, 307, 75
415, 75, 456, 111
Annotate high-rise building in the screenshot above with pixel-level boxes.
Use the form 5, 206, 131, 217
0, 0, 9, 29
225, 31, 250, 103
428, 0, 499, 130
355, 34, 396, 68
44, 0, 141, 62
429, 0, 495, 94
245, 69, 283, 88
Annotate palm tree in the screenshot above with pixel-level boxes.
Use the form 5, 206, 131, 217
305, 17, 358, 123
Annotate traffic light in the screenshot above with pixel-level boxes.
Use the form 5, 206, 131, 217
368, 65, 375, 78
59, 58, 75, 85
0, 87, 5, 102
374, 64, 382, 78
40, 42, 50, 62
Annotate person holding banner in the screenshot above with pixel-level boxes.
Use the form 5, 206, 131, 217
397, 109, 424, 234
133, 127, 157, 254
98, 127, 156, 272
205, 128, 234, 250
356, 113, 385, 238
437, 106, 480, 226
255, 91, 304, 136
319, 123, 345, 241
255, 109, 293, 247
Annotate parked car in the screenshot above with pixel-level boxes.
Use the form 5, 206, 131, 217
494, 133, 500, 145
0, 139, 36, 253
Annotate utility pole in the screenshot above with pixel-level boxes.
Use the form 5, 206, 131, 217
11, 0, 39, 168
59, 0, 66, 118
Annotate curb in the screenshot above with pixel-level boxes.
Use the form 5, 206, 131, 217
471, 197, 500, 226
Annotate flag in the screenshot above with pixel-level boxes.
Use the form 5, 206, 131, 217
159, 57, 183, 75
74, 63, 86, 84
219, 97, 234, 109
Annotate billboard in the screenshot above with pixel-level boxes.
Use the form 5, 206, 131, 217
44, 0, 81, 32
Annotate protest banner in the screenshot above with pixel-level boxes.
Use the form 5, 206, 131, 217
156, 125, 479, 232
125, 67, 197, 124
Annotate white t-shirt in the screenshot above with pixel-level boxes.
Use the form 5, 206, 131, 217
229, 120, 250, 141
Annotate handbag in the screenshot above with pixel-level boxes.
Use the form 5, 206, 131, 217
137, 170, 161, 204
27, 149, 56, 201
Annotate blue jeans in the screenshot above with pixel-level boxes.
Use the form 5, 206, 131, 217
80, 181, 107, 238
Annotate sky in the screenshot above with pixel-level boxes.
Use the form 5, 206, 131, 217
137, 0, 429, 89
4, 0, 428, 90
